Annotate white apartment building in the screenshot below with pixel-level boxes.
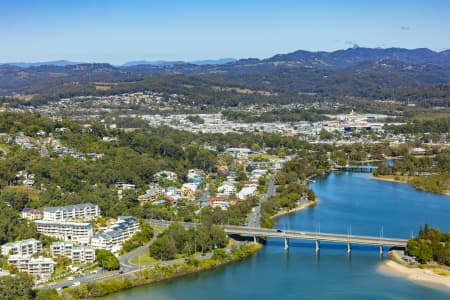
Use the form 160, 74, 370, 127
91, 216, 139, 254
50, 241, 74, 257
43, 203, 100, 221
8, 255, 55, 281
35, 220, 94, 245
1, 238, 41, 256
50, 242, 96, 264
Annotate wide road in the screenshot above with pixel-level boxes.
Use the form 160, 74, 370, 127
247, 171, 277, 227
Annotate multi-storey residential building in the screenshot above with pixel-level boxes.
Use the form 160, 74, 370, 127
50, 241, 74, 257
43, 203, 100, 221
71, 247, 96, 264
91, 216, 139, 253
35, 220, 93, 245
50, 242, 96, 264
1, 239, 41, 256
7, 255, 55, 281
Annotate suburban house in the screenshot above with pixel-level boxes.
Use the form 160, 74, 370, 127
208, 197, 231, 210
181, 183, 199, 199
225, 147, 253, 159
217, 181, 237, 197
187, 169, 204, 183
138, 183, 165, 204
238, 185, 257, 200
153, 170, 178, 182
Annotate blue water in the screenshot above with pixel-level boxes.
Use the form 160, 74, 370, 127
103, 172, 450, 300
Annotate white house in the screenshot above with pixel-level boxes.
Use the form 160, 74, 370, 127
217, 182, 237, 197
238, 185, 257, 200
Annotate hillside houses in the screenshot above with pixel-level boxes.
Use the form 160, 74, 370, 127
154, 170, 178, 182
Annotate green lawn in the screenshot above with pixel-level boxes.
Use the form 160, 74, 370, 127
130, 253, 161, 265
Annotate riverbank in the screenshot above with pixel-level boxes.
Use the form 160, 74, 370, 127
380, 250, 450, 291
60, 242, 262, 299
270, 199, 318, 219
370, 175, 450, 195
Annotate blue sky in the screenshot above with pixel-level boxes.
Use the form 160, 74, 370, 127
1, 0, 449, 64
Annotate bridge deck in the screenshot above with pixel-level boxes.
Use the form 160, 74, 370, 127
223, 225, 407, 246
147, 220, 408, 247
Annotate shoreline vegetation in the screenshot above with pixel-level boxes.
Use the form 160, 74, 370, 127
270, 198, 318, 219
60, 242, 262, 299
370, 175, 450, 195
381, 250, 450, 291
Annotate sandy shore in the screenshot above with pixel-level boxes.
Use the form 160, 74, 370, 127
369, 175, 409, 184
271, 199, 318, 219
370, 176, 450, 195
381, 260, 450, 290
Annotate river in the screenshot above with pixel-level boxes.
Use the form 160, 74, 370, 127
103, 172, 450, 300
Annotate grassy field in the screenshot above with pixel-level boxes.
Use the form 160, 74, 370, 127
130, 253, 161, 265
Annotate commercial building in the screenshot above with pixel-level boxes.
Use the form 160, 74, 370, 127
1, 238, 41, 256
43, 203, 100, 221
91, 216, 139, 254
35, 220, 94, 245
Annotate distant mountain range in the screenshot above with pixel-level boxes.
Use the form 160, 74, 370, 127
122, 58, 236, 66
0, 60, 85, 68
1, 47, 450, 98
263, 47, 450, 68
0, 58, 237, 68
2, 47, 450, 69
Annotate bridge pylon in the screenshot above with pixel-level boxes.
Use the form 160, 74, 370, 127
284, 238, 289, 251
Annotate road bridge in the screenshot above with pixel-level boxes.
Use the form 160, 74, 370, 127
147, 220, 408, 254
333, 165, 378, 172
